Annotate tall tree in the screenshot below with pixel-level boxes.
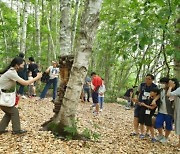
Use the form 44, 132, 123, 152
20, 0, 29, 54
43, 0, 103, 135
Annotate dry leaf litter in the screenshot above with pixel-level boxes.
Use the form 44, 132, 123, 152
0, 97, 179, 154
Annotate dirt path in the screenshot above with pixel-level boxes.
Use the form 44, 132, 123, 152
0, 98, 179, 154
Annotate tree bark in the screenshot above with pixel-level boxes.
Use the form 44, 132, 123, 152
20, 0, 29, 54
35, 0, 41, 61
16, 0, 21, 53
71, 0, 80, 53
43, 0, 103, 136
60, 0, 72, 56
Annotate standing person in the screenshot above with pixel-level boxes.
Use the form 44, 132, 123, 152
98, 78, 106, 112
39, 61, 59, 102
83, 76, 91, 102
139, 88, 161, 142
91, 72, 102, 115
167, 78, 180, 148
17, 53, 28, 99
155, 77, 174, 143
28, 71, 34, 98
130, 74, 157, 137
0, 57, 42, 135
28, 57, 39, 96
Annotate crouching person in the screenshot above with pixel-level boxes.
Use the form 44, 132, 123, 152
0, 57, 42, 135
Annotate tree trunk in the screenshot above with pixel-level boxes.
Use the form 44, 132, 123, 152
174, 17, 180, 80
0, 8, 8, 54
20, 0, 29, 54
60, 0, 72, 56
42, 0, 103, 136
35, 0, 41, 61
71, 0, 80, 53
16, 0, 21, 53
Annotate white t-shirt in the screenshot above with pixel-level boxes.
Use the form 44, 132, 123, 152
49, 66, 59, 79
98, 84, 106, 97
0, 67, 21, 90
28, 76, 34, 86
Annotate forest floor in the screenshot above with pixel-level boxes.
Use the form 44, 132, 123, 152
0, 97, 179, 154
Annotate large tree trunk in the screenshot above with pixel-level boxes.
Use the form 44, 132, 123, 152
42, 0, 103, 136
56, 0, 103, 133
20, 0, 29, 54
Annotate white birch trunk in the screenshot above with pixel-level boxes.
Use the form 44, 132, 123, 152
16, 0, 21, 52
47, 13, 56, 59
71, 0, 80, 53
60, 0, 72, 56
0, 8, 8, 53
35, 0, 41, 59
56, 0, 103, 127
20, 0, 29, 54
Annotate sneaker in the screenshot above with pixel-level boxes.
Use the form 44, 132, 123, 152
155, 135, 164, 141
125, 106, 131, 110
21, 95, 27, 99
145, 133, 150, 138
100, 109, 103, 112
130, 132, 138, 136
12, 130, 27, 135
151, 138, 157, 143
159, 137, 168, 143
139, 134, 145, 139
0, 130, 8, 135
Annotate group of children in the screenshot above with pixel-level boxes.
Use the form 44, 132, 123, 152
130, 74, 180, 148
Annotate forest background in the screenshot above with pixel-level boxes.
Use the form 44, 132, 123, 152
0, 0, 180, 103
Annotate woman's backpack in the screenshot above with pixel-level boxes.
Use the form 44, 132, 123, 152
41, 72, 50, 83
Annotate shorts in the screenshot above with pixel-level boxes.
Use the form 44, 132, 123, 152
139, 113, 153, 127
134, 104, 141, 117
92, 91, 98, 104
155, 113, 173, 131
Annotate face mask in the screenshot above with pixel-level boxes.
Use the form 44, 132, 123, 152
159, 84, 166, 89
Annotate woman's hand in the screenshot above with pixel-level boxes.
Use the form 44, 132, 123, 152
36, 72, 42, 80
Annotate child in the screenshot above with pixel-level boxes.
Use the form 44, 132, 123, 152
138, 88, 161, 142
98, 78, 106, 112
28, 71, 34, 98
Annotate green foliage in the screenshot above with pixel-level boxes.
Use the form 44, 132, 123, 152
63, 118, 100, 141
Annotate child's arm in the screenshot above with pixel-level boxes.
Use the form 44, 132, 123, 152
141, 102, 157, 110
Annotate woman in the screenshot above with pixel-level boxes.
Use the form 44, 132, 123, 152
39, 61, 59, 102
167, 78, 180, 148
0, 57, 42, 135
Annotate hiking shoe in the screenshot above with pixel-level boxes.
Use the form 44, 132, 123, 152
155, 135, 164, 141
21, 95, 27, 99
139, 134, 145, 139
125, 106, 131, 110
130, 132, 138, 136
159, 137, 168, 143
12, 130, 27, 135
0, 130, 8, 135
145, 133, 150, 138
151, 138, 157, 143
